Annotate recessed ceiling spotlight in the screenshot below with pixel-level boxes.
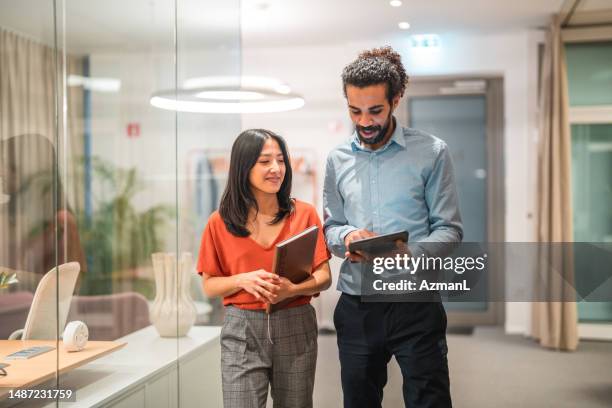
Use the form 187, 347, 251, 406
398, 22, 410, 30
389, 0, 402, 6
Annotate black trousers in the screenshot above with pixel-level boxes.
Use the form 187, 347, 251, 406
334, 293, 452, 408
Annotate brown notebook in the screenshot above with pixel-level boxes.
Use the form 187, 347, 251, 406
266, 225, 319, 313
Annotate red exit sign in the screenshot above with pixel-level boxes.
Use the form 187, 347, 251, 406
126, 123, 140, 138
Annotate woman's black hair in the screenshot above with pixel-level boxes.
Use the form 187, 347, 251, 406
218, 129, 294, 237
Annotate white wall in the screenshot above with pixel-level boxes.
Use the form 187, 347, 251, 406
242, 30, 542, 332
90, 49, 241, 257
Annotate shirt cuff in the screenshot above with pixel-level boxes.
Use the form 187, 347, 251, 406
328, 225, 359, 257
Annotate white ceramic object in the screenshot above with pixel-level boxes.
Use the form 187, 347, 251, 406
63, 321, 89, 351
149, 252, 197, 337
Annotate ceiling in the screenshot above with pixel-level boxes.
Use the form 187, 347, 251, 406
241, 0, 566, 47
1, 0, 611, 53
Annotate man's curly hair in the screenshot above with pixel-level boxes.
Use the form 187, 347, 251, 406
342, 46, 409, 101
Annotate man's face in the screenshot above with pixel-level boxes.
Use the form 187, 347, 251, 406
346, 83, 399, 149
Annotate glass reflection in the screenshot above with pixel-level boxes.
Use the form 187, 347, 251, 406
1, 0, 236, 404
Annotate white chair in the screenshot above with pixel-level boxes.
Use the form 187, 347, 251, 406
8, 262, 81, 340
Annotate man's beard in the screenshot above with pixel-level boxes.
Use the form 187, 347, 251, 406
356, 113, 393, 146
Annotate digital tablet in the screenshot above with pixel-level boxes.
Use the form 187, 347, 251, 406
348, 230, 409, 255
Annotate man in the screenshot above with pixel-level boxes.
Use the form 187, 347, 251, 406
323, 46, 463, 408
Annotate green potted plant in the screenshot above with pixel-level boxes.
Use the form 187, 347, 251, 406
3, 153, 173, 299
77, 157, 174, 298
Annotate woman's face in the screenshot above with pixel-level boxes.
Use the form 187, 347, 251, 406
248, 138, 286, 196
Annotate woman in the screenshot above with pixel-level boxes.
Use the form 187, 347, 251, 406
197, 129, 331, 408
0, 134, 86, 281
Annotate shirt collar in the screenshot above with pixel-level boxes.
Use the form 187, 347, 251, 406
350, 116, 406, 152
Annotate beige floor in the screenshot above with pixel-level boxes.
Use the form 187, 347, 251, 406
266, 327, 612, 408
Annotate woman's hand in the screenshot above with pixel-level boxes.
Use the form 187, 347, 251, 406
269, 276, 297, 304
233, 270, 281, 302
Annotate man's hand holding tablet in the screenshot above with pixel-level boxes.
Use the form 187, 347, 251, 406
344, 230, 410, 262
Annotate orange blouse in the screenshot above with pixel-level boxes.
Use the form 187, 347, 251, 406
197, 200, 331, 311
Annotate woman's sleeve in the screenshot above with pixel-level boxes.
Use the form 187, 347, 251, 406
196, 219, 225, 277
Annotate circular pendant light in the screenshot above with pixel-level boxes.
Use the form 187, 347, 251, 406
150, 76, 304, 113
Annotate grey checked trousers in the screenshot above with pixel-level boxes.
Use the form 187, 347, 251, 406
220, 304, 318, 408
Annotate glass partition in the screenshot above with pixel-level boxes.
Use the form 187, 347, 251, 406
177, 0, 242, 328
0, 0, 240, 406
0, 0, 58, 338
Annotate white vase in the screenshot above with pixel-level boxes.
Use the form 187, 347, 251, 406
149, 252, 197, 337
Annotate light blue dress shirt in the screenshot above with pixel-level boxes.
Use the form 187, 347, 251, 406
323, 119, 463, 295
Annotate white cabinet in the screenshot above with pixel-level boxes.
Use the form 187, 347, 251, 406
107, 389, 146, 408
14, 326, 223, 408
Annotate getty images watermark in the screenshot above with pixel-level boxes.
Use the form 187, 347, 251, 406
361, 242, 612, 302
370, 252, 488, 292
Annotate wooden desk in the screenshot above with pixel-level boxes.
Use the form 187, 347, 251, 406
0, 340, 125, 392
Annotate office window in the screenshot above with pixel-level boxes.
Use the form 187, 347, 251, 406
566, 42, 612, 106
566, 41, 612, 323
